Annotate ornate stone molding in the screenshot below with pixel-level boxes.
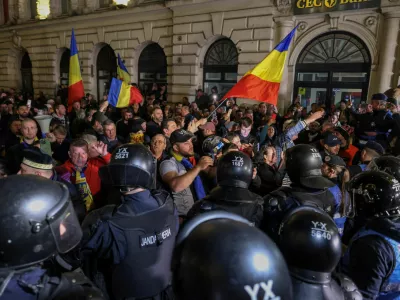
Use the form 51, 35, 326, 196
297, 21, 308, 32
274, 0, 292, 15
326, 14, 339, 30
364, 16, 377, 27
11, 30, 22, 50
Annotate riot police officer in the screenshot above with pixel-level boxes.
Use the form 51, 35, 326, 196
368, 155, 400, 180
341, 171, 400, 299
172, 211, 293, 300
278, 206, 361, 300
186, 151, 264, 226
0, 175, 104, 300
261, 144, 336, 242
81, 144, 178, 300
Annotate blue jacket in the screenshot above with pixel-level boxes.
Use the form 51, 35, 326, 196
342, 218, 400, 300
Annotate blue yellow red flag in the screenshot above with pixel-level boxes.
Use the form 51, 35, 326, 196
68, 29, 85, 111
117, 53, 131, 84
108, 78, 142, 108
223, 26, 297, 105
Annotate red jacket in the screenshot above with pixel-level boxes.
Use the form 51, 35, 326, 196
56, 153, 111, 198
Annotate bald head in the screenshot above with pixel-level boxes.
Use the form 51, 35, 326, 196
21, 119, 38, 141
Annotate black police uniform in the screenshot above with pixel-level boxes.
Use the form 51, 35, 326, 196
173, 211, 293, 300
279, 207, 362, 300
261, 144, 336, 242
82, 144, 178, 300
0, 175, 104, 300
341, 171, 400, 299
186, 151, 264, 227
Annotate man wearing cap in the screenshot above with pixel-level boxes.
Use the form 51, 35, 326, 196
199, 122, 216, 138
348, 141, 384, 178
322, 155, 350, 236
320, 133, 342, 160
349, 94, 393, 146
160, 129, 213, 219
18, 148, 86, 222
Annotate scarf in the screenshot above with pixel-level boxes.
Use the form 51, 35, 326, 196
172, 151, 206, 200
73, 166, 94, 211
20, 136, 39, 148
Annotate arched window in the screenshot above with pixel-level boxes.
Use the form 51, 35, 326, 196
60, 49, 70, 86
294, 32, 371, 112
203, 38, 238, 96
97, 44, 117, 100
138, 43, 167, 95
21, 52, 33, 97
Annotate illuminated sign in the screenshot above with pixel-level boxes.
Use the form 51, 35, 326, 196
294, 0, 380, 14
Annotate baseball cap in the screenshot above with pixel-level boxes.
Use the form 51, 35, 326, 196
371, 93, 387, 102
199, 122, 216, 131
324, 133, 341, 147
170, 129, 195, 145
324, 155, 346, 168
365, 141, 384, 156
225, 121, 237, 131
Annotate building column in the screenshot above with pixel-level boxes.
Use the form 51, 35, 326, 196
274, 17, 294, 113
376, 12, 400, 93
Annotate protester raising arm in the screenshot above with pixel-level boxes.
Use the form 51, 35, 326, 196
161, 156, 213, 193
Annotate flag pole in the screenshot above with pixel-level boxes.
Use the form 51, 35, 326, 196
207, 98, 228, 120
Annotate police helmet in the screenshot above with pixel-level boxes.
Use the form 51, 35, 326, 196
368, 156, 400, 180
172, 211, 293, 300
347, 170, 400, 218
278, 206, 341, 283
217, 151, 252, 188
99, 144, 156, 190
0, 175, 82, 270
286, 144, 335, 189
202, 135, 224, 156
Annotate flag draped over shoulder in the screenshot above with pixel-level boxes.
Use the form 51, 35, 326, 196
223, 27, 297, 106
117, 53, 131, 84
68, 29, 84, 111
108, 78, 142, 108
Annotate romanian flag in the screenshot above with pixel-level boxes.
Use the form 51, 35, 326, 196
223, 26, 297, 105
68, 29, 85, 111
117, 53, 131, 84
108, 78, 143, 108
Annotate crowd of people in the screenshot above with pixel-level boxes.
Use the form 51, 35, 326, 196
0, 83, 400, 299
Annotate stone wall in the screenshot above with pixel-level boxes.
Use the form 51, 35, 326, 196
0, 0, 400, 110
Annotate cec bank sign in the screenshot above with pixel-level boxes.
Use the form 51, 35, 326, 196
294, 0, 381, 15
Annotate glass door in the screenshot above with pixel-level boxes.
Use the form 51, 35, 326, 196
296, 86, 327, 112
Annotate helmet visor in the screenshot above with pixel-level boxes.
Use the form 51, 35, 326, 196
49, 201, 82, 253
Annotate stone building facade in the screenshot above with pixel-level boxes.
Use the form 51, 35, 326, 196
0, 0, 399, 111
